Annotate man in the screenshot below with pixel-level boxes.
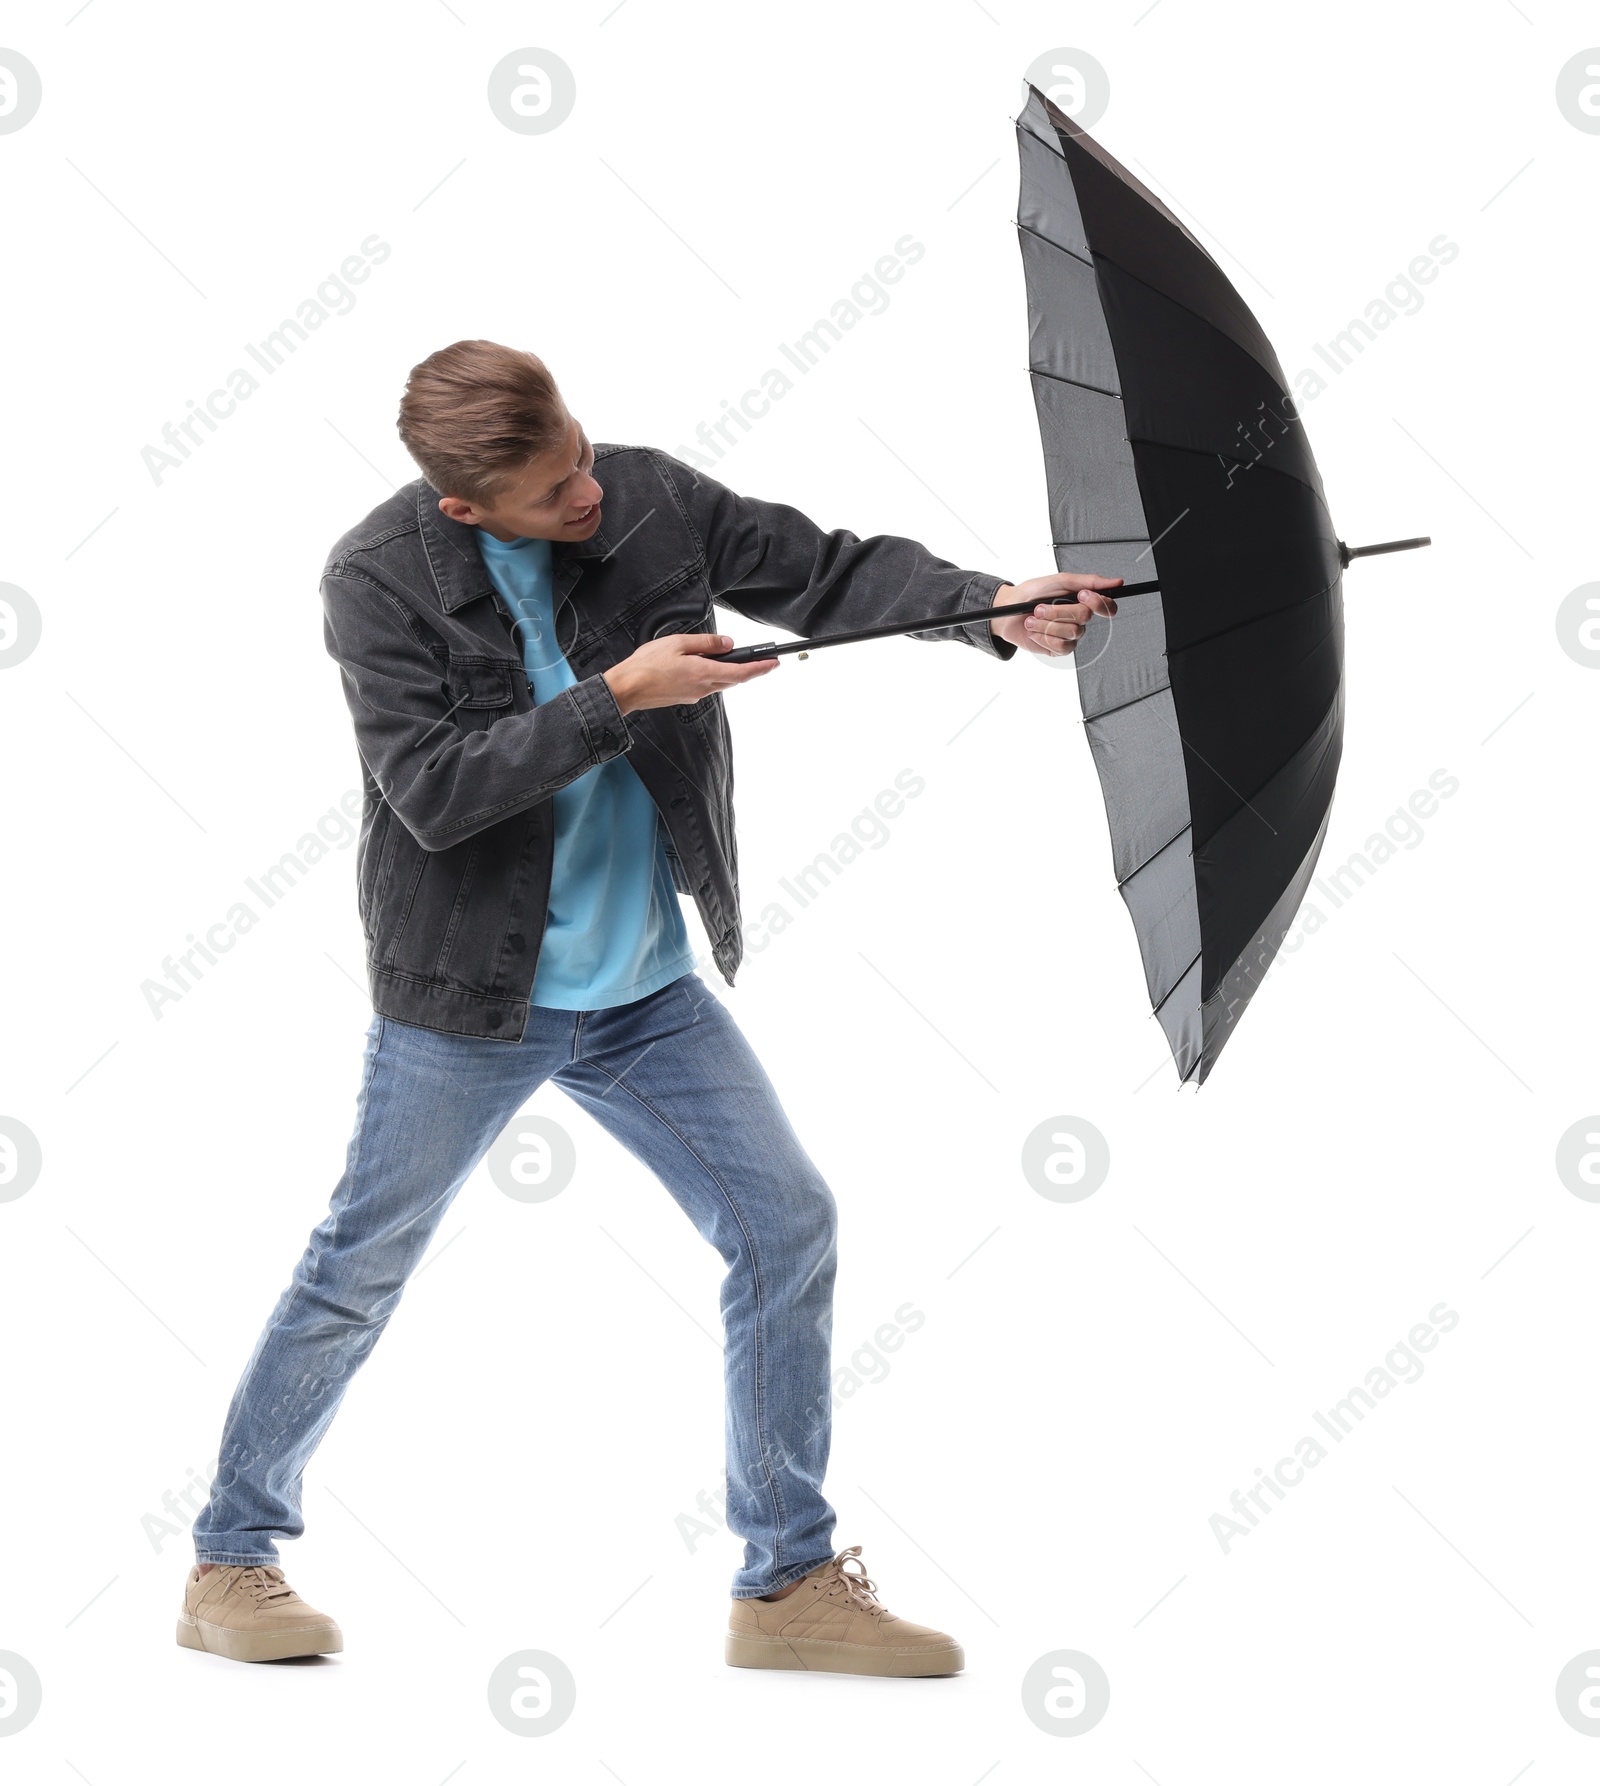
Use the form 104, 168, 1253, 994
179, 339, 1119, 1673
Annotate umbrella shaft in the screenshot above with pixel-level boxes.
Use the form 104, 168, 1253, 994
712, 578, 1161, 663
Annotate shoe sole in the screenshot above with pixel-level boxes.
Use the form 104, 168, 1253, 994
725, 1632, 963, 1677
176, 1609, 344, 1663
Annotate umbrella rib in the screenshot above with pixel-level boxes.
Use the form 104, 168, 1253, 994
1177, 685, 1341, 868
1115, 821, 1192, 889
1031, 365, 1123, 402
1014, 116, 1074, 166
1089, 657, 1328, 846
1083, 682, 1171, 725
1151, 948, 1203, 1017
1164, 576, 1340, 658
1123, 427, 1330, 506
1087, 685, 1281, 841
1091, 244, 1296, 411
1156, 710, 1280, 836
1222, 686, 1341, 830
1015, 218, 1095, 270
1016, 107, 1196, 252
1121, 821, 1192, 893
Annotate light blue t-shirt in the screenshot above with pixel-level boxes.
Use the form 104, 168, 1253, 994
476, 529, 694, 1010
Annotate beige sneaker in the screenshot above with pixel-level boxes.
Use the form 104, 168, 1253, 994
176, 1564, 343, 1663
726, 1545, 963, 1677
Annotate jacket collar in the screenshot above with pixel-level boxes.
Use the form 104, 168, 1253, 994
414, 480, 612, 615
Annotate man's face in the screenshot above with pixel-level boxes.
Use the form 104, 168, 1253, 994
438, 413, 604, 543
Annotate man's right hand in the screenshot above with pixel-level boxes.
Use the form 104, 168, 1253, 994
603, 634, 778, 715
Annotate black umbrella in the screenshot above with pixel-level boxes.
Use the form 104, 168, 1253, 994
719, 82, 1427, 1084
1007, 82, 1432, 1082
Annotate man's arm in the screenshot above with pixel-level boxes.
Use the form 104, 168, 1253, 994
323, 568, 633, 852
658, 452, 1019, 661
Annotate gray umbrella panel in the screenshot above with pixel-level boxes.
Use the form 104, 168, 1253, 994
1015, 83, 1345, 1083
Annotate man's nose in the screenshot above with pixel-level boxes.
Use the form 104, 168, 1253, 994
576, 472, 603, 510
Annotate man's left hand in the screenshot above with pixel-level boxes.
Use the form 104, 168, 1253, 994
989, 573, 1121, 657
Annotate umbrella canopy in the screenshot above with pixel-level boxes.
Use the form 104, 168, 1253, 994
1015, 81, 1345, 1084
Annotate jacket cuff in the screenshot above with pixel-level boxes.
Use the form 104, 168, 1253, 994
566, 671, 633, 764
957, 572, 1016, 661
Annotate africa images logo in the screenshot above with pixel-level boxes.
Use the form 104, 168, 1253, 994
1210, 1303, 1459, 1553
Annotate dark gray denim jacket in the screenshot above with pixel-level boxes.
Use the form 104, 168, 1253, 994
321, 444, 1014, 1039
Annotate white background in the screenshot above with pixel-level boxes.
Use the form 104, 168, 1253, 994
1, 1, 1595, 1780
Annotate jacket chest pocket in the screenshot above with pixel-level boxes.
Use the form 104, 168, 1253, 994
445, 658, 521, 730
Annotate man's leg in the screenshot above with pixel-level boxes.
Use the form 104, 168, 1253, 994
193, 1008, 571, 1564
551, 973, 838, 1598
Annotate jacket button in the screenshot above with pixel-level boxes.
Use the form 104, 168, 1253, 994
507, 932, 524, 952
486, 1011, 503, 1030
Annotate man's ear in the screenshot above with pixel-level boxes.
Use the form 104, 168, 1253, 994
437, 495, 479, 526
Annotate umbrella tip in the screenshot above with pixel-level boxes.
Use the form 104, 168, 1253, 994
1339, 535, 1433, 568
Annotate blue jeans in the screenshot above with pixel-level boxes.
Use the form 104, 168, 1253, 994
193, 973, 839, 1597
